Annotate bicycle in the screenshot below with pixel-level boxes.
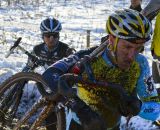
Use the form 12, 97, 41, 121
0, 70, 131, 130
0, 37, 66, 129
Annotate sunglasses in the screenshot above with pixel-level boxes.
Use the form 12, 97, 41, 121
43, 33, 59, 38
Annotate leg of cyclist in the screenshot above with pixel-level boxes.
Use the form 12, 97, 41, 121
69, 120, 83, 130
111, 123, 120, 130
70, 96, 107, 130
45, 111, 83, 130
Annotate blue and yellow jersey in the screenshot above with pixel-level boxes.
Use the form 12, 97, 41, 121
77, 52, 140, 127
75, 49, 159, 127
46, 47, 160, 128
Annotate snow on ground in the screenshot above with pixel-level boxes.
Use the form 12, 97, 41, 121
0, 0, 159, 130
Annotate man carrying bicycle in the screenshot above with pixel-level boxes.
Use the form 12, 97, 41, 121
42, 9, 160, 130
23, 17, 74, 72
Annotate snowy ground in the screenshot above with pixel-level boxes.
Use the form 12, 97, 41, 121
0, 0, 159, 130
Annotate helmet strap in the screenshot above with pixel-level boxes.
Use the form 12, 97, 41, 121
113, 37, 119, 52
107, 37, 119, 66
113, 37, 119, 65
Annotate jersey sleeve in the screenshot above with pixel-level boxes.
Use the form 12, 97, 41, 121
136, 54, 160, 121
42, 46, 97, 91
51, 46, 97, 72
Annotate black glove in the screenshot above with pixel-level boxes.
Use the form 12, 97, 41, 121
153, 120, 160, 127
26, 58, 38, 69
58, 75, 77, 98
118, 95, 142, 117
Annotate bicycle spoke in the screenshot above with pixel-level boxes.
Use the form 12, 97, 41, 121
13, 97, 46, 130
30, 102, 53, 130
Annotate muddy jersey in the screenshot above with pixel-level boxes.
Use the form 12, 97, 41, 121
77, 55, 140, 127
45, 47, 160, 127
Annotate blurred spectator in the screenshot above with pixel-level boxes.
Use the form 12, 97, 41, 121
130, 0, 142, 12
130, 0, 144, 53
151, 12, 160, 84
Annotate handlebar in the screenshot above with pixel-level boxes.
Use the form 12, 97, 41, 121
5, 37, 54, 67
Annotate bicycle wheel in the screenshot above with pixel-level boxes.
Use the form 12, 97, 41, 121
0, 72, 66, 130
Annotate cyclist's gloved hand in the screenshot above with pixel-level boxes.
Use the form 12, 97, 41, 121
118, 95, 142, 117
153, 120, 160, 127
26, 58, 37, 68
38, 59, 45, 66
58, 74, 78, 98
66, 48, 76, 56
71, 55, 91, 74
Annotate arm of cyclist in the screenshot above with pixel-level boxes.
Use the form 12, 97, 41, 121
22, 50, 38, 72
22, 45, 51, 72
136, 54, 160, 121
42, 46, 97, 91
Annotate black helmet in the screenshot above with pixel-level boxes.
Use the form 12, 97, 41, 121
40, 17, 62, 34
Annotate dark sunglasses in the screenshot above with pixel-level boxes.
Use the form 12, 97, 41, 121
43, 33, 59, 38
